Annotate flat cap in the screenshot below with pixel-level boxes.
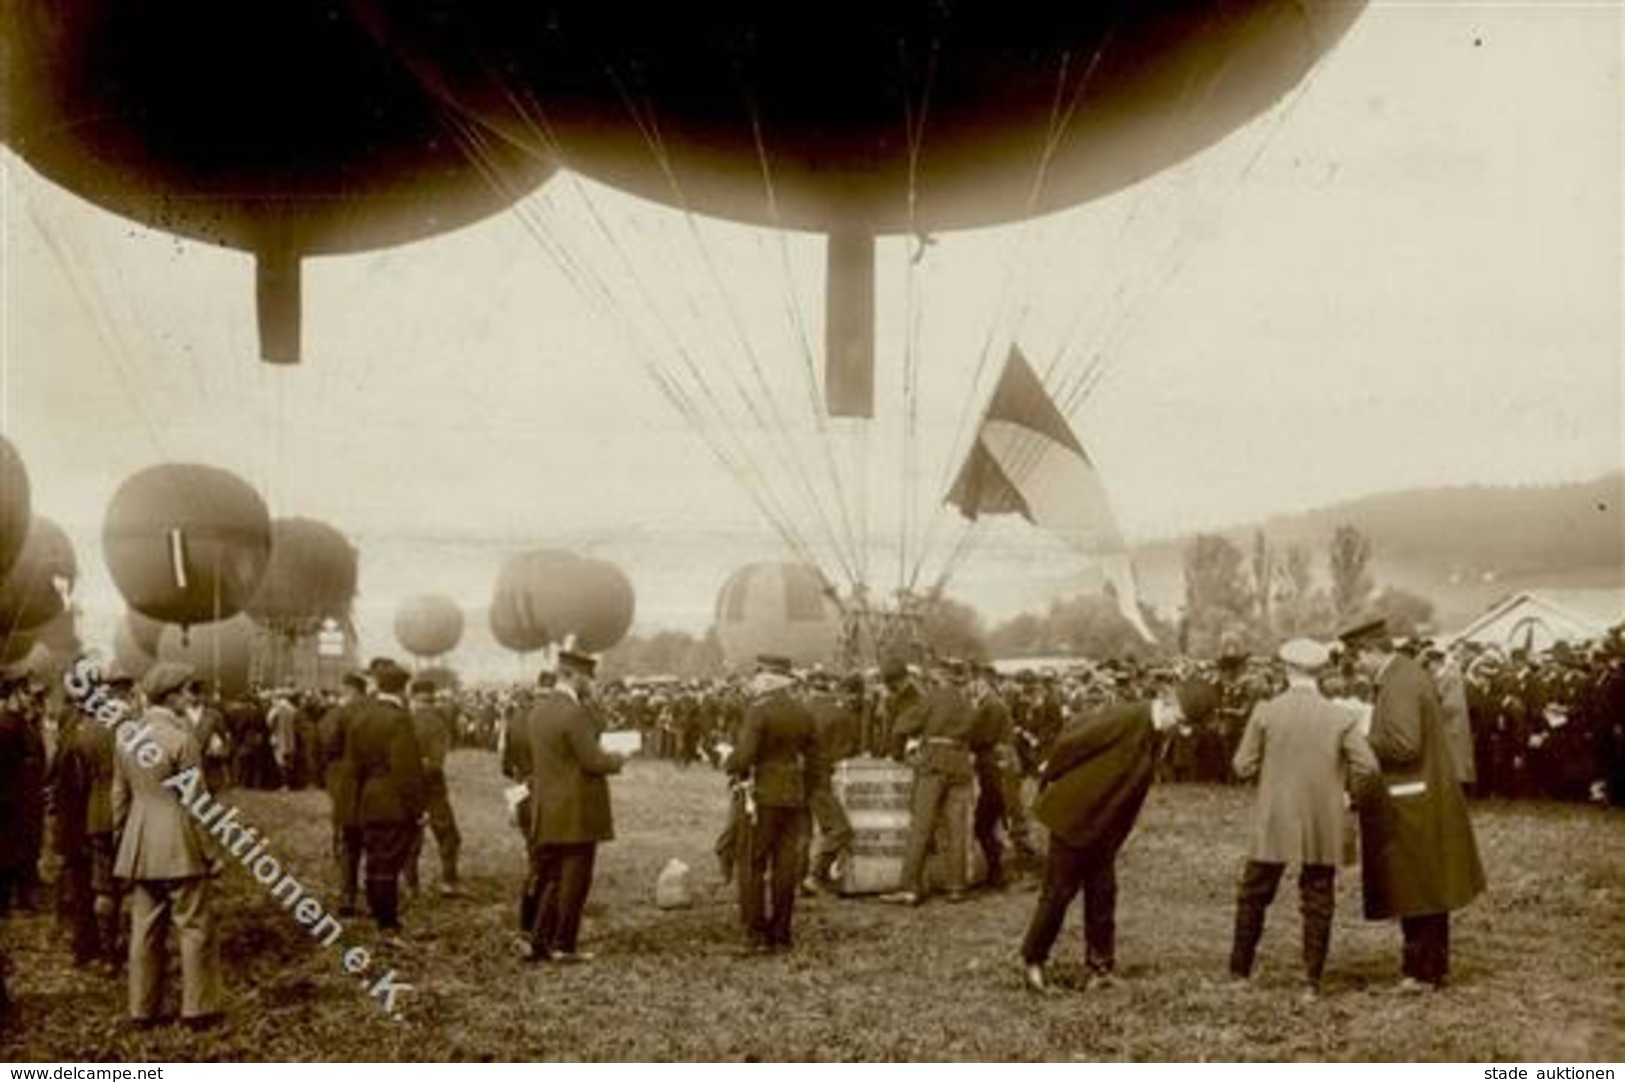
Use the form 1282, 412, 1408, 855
142, 661, 196, 702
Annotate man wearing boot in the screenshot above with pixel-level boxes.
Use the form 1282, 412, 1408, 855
344, 660, 426, 941
803, 671, 857, 894
1228, 638, 1379, 1002
320, 672, 368, 916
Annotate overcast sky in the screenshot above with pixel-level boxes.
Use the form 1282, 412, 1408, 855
1, 1, 1619, 663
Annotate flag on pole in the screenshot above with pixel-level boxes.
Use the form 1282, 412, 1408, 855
945, 346, 1154, 643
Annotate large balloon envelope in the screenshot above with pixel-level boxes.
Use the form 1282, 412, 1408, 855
247, 517, 359, 630
395, 593, 464, 658
714, 561, 842, 671
489, 549, 635, 654
0, 437, 31, 581
1, 0, 554, 363
157, 614, 257, 697
356, 1, 1364, 413
102, 464, 273, 628
0, 516, 76, 636
356, 1, 1364, 233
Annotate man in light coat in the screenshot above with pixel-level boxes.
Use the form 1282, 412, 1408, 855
112, 663, 222, 1029
524, 650, 624, 963
1229, 638, 1379, 1001
1342, 618, 1486, 993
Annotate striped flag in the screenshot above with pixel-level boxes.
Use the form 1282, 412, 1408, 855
946, 345, 1154, 643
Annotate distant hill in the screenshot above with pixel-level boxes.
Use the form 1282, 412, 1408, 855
1128, 472, 1625, 630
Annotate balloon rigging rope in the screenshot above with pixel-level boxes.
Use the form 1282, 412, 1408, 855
897, 32, 939, 600
444, 98, 832, 581
941, 1, 1339, 591
607, 68, 864, 591
908, 29, 1116, 594
739, 88, 868, 591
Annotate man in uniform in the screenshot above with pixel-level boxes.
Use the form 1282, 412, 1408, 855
882, 659, 978, 905
1341, 618, 1485, 992
407, 679, 463, 898
343, 659, 426, 938
1229, 639, 1379, 1001
319, 672, 368, 916
524, 650, 624, 963
802, 670, 858, 893
726, 655, 822, 952
1020, 676, 1220, 993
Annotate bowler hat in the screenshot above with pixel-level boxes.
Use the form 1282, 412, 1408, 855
755, 654, 793, 676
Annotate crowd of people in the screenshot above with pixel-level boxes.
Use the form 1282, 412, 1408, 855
1, 619, 1621, 1028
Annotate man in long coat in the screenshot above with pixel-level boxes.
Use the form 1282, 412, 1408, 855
1341, 618, 1486, 992
1019, 678, 1219, 993
1229, 638, 1379, 1000
524, 650, 623, 962
343, 660, 426, 936
319, 672, 367, 916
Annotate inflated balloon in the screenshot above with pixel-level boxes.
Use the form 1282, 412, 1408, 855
715, 561, 842, 670
247, 517, 359, 632
0, 516, 76, 635
0, 437, 30, 582
102, 464, 272, 628
395, 593, 464, 659
2, 1, 553, 363
489, 550, 636, 654
113, 617, 159, 680
488, 551, 573, 654
360, 1, 1361, 231
157, 614, 257, 697
357, 1, 1363, 413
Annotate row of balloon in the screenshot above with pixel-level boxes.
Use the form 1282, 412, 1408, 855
1, 437, 82, 679
98, 463, 358, 697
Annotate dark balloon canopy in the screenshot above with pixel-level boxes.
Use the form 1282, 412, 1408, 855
489, 549, 635, 655
714, 561, 842, 671
395, 593, 465, 659
0, 437, 30, 582
247, 517, 359, 632
102, 464, 273, 628
0, 516, 77, 636
1, 0, 554, 363
355, 0, 1364, 234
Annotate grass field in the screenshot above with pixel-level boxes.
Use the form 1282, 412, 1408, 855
3, 750, 1621, 1062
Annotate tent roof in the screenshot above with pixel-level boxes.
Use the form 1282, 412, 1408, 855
1449, 588, 1625, 649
